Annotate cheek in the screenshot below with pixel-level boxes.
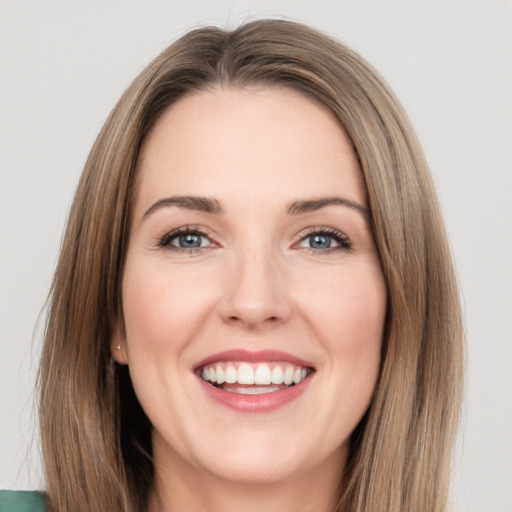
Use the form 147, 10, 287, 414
122, 262, 218, 353
301, 265, 387, 348
284, 264, 386, 454
298, 263, 386, 401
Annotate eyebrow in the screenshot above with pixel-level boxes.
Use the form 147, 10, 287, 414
142, 195, 370, 221
142, 196, 224, 220
287, 197, 370, 218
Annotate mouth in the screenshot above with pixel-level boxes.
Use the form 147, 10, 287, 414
198, 361, 313, 395
194, 350, 315, 412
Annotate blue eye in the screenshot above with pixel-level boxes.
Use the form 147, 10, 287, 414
307, 234, 336, 249
298, 228, 352, 252
171, 233, 208, 248
159, 227, 213, 251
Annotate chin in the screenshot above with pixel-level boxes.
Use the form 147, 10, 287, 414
201, 451, 305, 485
186, 428, 346, 487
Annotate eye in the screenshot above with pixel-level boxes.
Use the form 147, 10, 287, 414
171, 232, 210, 249
297, 227, 352, 253
158, 227, 215, 251
303, 233, 336, 249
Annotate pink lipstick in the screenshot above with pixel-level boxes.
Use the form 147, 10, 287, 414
194, 349, 315, 413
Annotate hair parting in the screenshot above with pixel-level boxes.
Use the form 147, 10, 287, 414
39, 19, 463, 512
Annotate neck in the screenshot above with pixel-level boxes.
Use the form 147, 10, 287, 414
148, 449, 345, 512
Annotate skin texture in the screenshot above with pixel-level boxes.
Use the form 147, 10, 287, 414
112, 87, 387, 512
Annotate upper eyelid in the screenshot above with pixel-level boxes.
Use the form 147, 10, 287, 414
156, 224, 352, 247
158, 226, 214, 246
162, 225, 212, 237
160, 225, 348, 237
297, 226, 351, 239
298, 226, 345, 234
295, 226, 353, 251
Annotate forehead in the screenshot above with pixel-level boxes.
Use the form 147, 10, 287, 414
134, 87, 366, 213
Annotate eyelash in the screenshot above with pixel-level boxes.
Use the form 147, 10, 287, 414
156, 225, 352, 254
297, 226, 352, 254
157, 225, 215, 253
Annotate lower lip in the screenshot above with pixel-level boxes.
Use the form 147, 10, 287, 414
197, 375, 313, 413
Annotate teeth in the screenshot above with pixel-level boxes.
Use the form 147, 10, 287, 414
271, 366, 284, 385
225, 365, 237, 384
216, 364, 225, 384
238, 363, 254, 385
283, 366, 294, 385
200, 361, 311, 387
254, 364, 272, 385
224, 385, 281, 395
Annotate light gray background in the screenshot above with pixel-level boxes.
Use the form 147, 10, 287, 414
1, 1, 510, 511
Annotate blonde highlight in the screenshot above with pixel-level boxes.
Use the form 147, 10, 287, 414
39, 19, 463, 512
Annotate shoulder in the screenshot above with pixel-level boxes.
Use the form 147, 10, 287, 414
0, 491, 47, 512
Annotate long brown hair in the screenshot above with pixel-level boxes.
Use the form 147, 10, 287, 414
39, 19, 464, 512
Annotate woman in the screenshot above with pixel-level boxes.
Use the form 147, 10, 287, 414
1, 18, 463, 512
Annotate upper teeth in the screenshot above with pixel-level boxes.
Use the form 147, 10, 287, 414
200, 362, 309, 386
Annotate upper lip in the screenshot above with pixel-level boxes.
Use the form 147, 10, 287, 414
193, 349, 315, 370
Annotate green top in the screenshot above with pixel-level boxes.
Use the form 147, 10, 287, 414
0, 491, 47, 512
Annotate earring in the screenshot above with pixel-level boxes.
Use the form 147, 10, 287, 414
116, 345, 121, 350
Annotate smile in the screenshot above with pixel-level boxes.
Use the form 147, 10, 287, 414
194, 350, 315, 412
200, 362, 311, 394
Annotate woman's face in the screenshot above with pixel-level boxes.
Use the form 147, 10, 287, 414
113, 87, 387, 485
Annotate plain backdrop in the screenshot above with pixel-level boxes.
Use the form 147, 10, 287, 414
0, 1, 510, 511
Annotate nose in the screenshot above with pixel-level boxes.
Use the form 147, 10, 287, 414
218, 248, 291, 330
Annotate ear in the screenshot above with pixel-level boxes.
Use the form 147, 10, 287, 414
111, 323, 129, 365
